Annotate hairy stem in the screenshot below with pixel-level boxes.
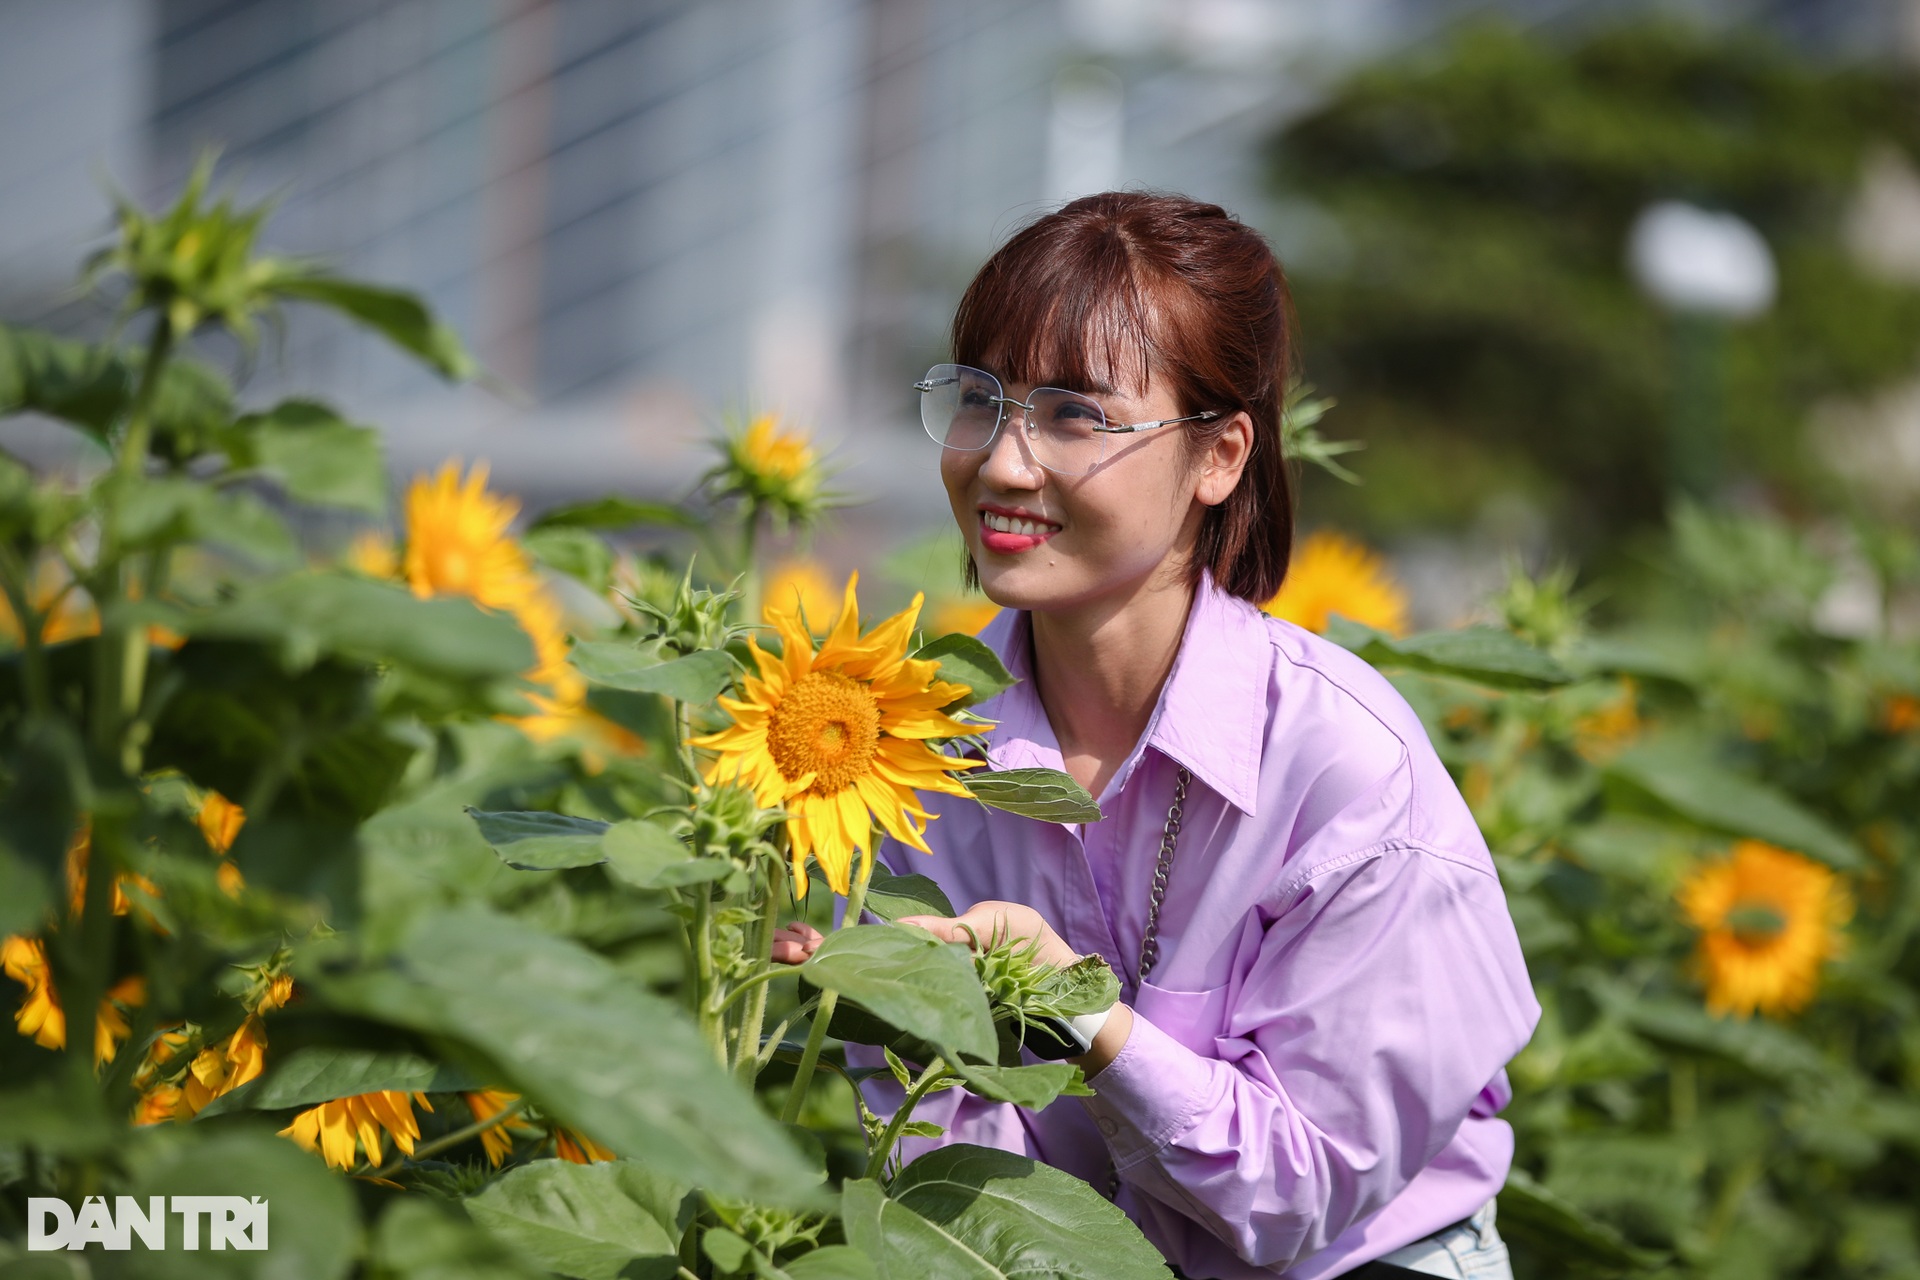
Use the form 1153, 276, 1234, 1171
865, 1059, 951, 1181
779, 851, 873, 1124
733, 855, 786, 1084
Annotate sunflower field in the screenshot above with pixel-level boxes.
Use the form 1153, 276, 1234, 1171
1, 164, 1916, 1280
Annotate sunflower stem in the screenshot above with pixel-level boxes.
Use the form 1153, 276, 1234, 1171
692, 886, 725, 1064
779, 847, 874, 1124
734, 854, 786, 1085
865, 1058, 950, 1181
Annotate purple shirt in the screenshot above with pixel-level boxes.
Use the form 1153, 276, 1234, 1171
859, 574, 1540, 1279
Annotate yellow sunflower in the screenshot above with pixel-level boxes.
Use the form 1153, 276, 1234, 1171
463, 1089, 533, 1167
1678, 840, 1852, 1018
554, 1128, 616, 1164
346, 530, 400, 580
764, 559, 841, 629
739, 414, 816, 486
404, 462, 540, 612
1, 935, 145, 1064
280, 1091, 433, 1171
930, 597, 1002, 638
1263, 530, 1410, 637
694, 573, 979, 896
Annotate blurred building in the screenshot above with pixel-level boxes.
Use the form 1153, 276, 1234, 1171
2, 0, 1915, 528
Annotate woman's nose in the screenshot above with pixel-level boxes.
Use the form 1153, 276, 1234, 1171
980, 409, 1046, 489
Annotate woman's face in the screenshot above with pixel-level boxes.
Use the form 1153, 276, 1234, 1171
940, 355, 1250, 614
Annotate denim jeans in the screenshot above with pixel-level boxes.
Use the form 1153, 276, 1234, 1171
1372, 1200, 1511, 1279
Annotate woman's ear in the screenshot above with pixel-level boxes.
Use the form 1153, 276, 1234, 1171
1195, 411, 1254, 507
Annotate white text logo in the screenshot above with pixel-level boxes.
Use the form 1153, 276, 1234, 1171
27, 1197, 268, 1251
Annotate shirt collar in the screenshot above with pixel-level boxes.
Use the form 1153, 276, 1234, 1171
971, 571, 1268, 817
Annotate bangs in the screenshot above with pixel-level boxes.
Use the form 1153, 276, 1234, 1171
952, 223, 1168, 398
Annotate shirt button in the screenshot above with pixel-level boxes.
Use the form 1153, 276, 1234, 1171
1097, 1117, 1118, 1137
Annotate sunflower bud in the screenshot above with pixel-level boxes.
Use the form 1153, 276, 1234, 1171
703, 413, 833, 532
629, 565, 749, 658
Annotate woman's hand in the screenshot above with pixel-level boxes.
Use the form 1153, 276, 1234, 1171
770, 922, 824, 965
898, 900, 1080, 970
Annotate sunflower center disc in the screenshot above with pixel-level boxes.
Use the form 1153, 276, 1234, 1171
766, 670, 882, 793
1727, 900, 1788, 945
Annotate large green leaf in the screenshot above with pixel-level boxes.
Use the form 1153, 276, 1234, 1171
1617, 995, 1831, 1085
863, 864, 957, 923
800, 926, 997, 1062
571, 642, 737, 703
911, 633, 1015, 708
368, 1198, 545, 1280
1326, 617, 1573, 688
1606, 738, 1863, 869
196, 1047, 478, 1118
99, 1126, 359, 1280
469, 808, 613, 870
236, 398, 387, 513
840, 1179, 998, 1280
781, 1246, 881, 1280
0, 323, 234, 451
195, 572, 534, 681
0, 839, 52, 936
530, 495, 700, 531
602, 818, 728, 889
963, 769, 1102, 824
306, 905, 818, 1204
951, 1062, 1089, 1109
882, 1146, 1170, 1280
465, 1160, 686, 1280
523, 526, 615, 593
271, 275, 477, 380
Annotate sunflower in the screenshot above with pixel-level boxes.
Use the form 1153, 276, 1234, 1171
280, 1091, 433, 1171
929, 597, 1002, 638
462, 1089, 532, 1167
708, 414, 828, 529
1572, 678, 1641, 762
1880, 693, 1920, 734
1, 936, 145, 1064
1263, 530, 1410, 637
346, 530, 400, 579
1679, 840, 1852, 1018
764, 559, 841, 630
554, 1128, 616, 1164
404, 462, 541, 612
694, 573, 978, 896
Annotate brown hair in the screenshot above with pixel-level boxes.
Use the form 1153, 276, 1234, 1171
951, 191, 1295, 603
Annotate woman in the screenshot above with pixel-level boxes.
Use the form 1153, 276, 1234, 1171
775, 192, 1539, 1279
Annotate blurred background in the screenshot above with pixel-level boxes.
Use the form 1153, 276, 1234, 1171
5, 0, 1920, 624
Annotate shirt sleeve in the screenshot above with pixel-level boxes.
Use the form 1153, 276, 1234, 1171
1079, 837, 1538, 1272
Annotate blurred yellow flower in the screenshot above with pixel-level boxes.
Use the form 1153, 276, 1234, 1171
1262, 530, 1409, 637
1679, 840, 1851, 1018
764, 559, 841, 629
708, 413, 829, 529
1572, 678, 1641, 761
346, 530, 400, 579
1879, 693, 1920, 734
0, 557, 98, 648
281, 1091, 433, 1171
197, 790, 245, 854
929, 597, 1002, 637
739, 414, 816, 486
1, 936, 145, 1064
64, 821, 159, 920
694, 573, 979, 896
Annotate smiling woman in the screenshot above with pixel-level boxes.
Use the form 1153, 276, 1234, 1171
823, 193, 1539, 1280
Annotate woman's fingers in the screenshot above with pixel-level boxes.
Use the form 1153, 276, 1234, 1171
770, 921, 824, 965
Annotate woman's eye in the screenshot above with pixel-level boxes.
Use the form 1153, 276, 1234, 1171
1054, 401, 1102, 421
959, 389, 995, 408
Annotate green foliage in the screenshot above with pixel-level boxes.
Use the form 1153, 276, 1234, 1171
1267, 21, 1920, 547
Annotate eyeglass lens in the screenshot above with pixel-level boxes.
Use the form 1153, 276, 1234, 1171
917, 364, 1108, 476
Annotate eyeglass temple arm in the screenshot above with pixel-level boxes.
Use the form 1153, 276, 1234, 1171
1091, 410, 1221, 435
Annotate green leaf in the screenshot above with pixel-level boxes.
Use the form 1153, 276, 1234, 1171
523, 526, 615, 592
1035, 954, 1121, 1019
951, 1062, 1089, 1109
1616, 995, 1830, 1085
840, 1178, 999, 1280
1606, 738, 1864, 869
603, 819, 728, 889
782, 1246, 880, 1280
704, 1228, 755, 1273
368, 1198, 546, 1280
0, 323, 234, 452
238, 399, 387, 513
530, 495, 700, 531
0, 1074, 118, 1155
800, 925, 997, 1062
911, 633, 1016, 708
1497, 1168, 1666, 1276
270, 275, 478, 380
102, 1126, 359, 1280
863, 864, 957, 923
196, 1047, 478, 1118
466, 1160, 686, 1280
112, 475, 297, 564
1326, 617, 1573, 688
306, 905, 818, 1205
571, 642, 737, 703
885, 1145, 1171, 1280
0, 839, 52, 936
963, 769, 1102, 824
195, 572, 535, 681
469, 808, 613, 870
